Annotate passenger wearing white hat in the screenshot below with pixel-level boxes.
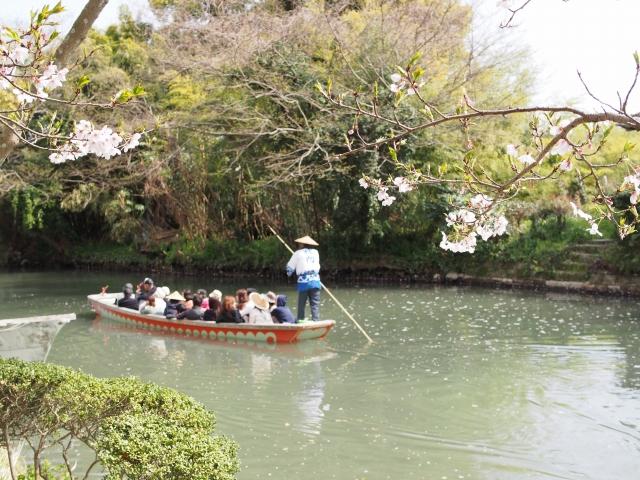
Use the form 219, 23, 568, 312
286, 235, 321, 321
247, 292, 274, 324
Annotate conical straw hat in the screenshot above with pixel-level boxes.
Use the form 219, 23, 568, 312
250, 292, 269, 310
167, 290, 186, 301
294, 235, 319, 246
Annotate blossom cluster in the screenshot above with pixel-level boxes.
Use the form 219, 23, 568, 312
50, 121, 141, 164
621, 172, 640, 205
569, 201, 602, 237
505, 139, 573, 170
439, 194, 508, 253
389, 73, 424, 96
0, 15, 142, 164
0, 34, 69, 104
359, 175, 414, 206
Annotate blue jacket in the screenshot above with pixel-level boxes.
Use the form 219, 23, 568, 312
271, 295, 296, 324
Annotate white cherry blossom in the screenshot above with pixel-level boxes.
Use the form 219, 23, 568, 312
470, 194, 492, 210
569, 201, 592, 221
358, 178, 369, 189
559, 158, 572, 171
505, 144, 518, 157
446, 209, 476, 226
48, 120, 139, 163
551, 139, 572, 156
548, 125, 562, 136
123, 132, 141, 152
376, 187, 396, 206
36, 64, 68, 92
518, 153, 535, 165
393, 176, 413, 193
381, 194, 396, 206
8, 45, 30, 65
440, 231, 477, 254
12, 88, 35, 104
587, 223, 603, 236
621, 174, 640, 204
475, 215, 508, 240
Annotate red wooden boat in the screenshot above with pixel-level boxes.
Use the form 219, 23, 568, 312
87, 294, 335, 344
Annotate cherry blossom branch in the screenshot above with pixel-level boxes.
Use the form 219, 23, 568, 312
498, 0, 570, 28
321, 49, 640, 251
499, 0, 535, 28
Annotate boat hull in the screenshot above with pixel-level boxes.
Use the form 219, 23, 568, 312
88, 294, 334, 344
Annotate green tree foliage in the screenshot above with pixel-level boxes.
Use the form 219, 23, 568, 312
8, 0, 610, 274
0, 358, 239, 480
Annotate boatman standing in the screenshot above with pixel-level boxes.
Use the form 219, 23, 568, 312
286, 235, 321, 322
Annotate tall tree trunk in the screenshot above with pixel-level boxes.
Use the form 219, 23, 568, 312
54, 0, 110, 66
0, 0, 110, 164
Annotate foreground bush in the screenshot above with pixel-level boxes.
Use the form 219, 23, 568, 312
0, 358, 238, 480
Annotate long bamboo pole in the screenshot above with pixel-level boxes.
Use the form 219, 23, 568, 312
267, 225, 374, 343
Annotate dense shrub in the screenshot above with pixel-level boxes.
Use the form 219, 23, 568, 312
0, 358, 239, 480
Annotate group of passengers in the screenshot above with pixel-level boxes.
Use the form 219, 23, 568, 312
116, 277, 296, 324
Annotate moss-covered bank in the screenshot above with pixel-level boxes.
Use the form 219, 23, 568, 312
2, 216, 637, 296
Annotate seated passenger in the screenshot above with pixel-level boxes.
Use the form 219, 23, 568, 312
208, 290, 222, 322
271, 294, 296, 324
197, 289, 209, 310
116, 283, 139, 310
216, 295, 243, 323
140, 286, 169, 315
136, 277, 157, 302
177, 293, 204, 320
236, 288, 248, 309
164, 291, 185, 319
247, 292, 274, 324
266, 291, 277, 312
180, 289, 194, 312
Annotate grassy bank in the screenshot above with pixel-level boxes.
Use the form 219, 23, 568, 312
48, 217, 636, 285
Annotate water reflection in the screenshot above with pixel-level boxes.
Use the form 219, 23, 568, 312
294, 361, 326, 436
1, 273, 639, 480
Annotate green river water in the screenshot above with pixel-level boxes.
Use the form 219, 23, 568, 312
1, 270, 639, 480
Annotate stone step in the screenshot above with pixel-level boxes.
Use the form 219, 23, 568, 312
588, 272, 619, 284
567, 251, 601, 262
559, 260, 590, 271
584, 238, 615, 243
552, 270, 591, 281
572, 243, 610, 253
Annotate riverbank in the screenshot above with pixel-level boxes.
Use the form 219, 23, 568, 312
4, 218, 640, 297
16, 246, 640, 299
